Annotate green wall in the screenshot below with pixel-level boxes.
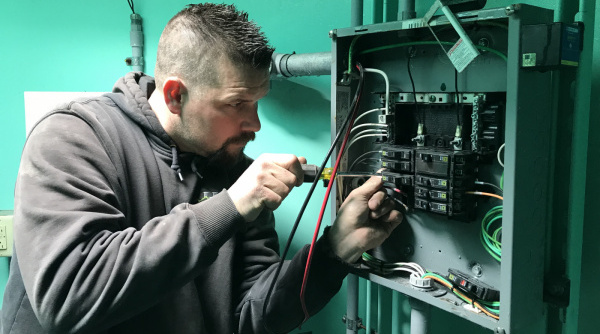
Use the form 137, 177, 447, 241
0, 1, 350, 333
1, 1, 599, 334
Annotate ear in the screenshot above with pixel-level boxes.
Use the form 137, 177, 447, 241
162, 77, 187, 115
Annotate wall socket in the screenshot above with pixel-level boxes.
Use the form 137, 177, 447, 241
0, 211, 14, 257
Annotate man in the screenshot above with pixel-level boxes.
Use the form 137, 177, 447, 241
2, 3, 402, 334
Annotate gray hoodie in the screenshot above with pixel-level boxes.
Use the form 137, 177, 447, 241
1, 72, 350, 334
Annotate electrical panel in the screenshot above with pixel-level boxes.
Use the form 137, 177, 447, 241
331, 4, 555, 334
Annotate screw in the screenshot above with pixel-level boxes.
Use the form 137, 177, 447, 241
505, 5, 515, 16
429, 95, 437, 103
471, 263, 483, 277
478, 38, 490, 47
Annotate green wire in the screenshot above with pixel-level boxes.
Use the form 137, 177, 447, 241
423, 273, 500, 314
481, 206, 503, 261
358, 41, 508, 62
347, 35, 362, 74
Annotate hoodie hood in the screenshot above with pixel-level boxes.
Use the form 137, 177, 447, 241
107, 71, 190, 179
109, 72, 171, 144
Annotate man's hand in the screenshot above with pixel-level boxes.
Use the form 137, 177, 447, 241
328, 176, 403, 263
228, 153, 306, 222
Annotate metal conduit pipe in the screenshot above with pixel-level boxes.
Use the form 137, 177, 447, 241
409, 298, 431, 334
352, 0, 364, 26
575, 0, 587, 22
129, 13, 144, 72
399, 0, 416, 20
270, 52, 331, 77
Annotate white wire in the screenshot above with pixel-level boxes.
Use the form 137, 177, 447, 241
364, 68, 390, 114
350, 123, 388, 135
403, 262, 426, 277
347, 132, 388, 152
349, 129, 387, 143
497, 143, 505, 168
348, 150, 382, 171
355, 107, 386, 123
363, 260, 424, 278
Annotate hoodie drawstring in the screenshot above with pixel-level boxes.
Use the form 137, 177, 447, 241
170, 145, 184, 181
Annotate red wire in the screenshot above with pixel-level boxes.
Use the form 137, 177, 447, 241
299, 66, 362, 323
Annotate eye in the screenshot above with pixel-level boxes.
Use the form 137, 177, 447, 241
228, 101, 243, 108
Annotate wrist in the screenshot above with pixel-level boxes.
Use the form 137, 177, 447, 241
327, 225, 364, 263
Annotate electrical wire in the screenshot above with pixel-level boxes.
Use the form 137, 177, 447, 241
350, 123, 388, 135
364, 68, 390, 113
474, 181, 503, 195
348, 150, 382, 171
407, 52, 421, 124
346, 133, 388, 153
349, 129, 388, 143
466, 191, 504, 201
481, 206, 502, 262
127, 0, 135, 14
347, 36, 362, 74
299, 62, 365, 324
261, 63, 365, 333
454, 69, 461, 125
359, 41, 508, 62
354, 108, 386, 124
497, 143, 505, 167
362, 252, 426, 278
421, 273, 500, 320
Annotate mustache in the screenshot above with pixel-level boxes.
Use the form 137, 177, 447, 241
225, 132, 256, 145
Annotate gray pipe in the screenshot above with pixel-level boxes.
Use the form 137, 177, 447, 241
129, 13, 144, 72
270, 52, 331, 77
575, 0, 587, 22
409, 298, 430, 334
399, 0, 416, 20
346, 275, 360, 334
351, 0, 364, 26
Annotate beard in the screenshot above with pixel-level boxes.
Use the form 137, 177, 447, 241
206, 131, 256, 167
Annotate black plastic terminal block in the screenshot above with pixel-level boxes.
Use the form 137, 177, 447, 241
447, 268, 500, 302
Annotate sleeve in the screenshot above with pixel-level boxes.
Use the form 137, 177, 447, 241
14, 112, 244, 333
234, 211, 353, 334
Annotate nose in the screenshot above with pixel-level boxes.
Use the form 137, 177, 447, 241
241, 102, 261, 133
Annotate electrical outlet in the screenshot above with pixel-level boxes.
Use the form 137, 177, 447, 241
0, 211, 14, 257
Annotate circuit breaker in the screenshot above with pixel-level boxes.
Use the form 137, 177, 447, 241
331, 4, 555, 334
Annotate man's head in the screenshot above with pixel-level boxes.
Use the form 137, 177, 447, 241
150, 3, 274, 164
155, 3, 273, 91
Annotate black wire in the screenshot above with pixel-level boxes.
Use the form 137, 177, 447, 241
261, 63, 365, 333
127, 0, 135, 14
476, 181, 504, 195
454, 69, 460, 125
407, 53, 421, 124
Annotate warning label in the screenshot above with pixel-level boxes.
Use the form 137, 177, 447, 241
447, 38, 480, 73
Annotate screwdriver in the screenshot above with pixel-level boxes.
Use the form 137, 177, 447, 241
301, 164, 332, 183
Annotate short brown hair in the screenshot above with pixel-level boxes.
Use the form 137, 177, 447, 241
154, 3, 274, 90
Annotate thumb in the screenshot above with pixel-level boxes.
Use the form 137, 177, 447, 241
352, 176, 384, 199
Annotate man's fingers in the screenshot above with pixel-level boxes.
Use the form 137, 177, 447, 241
351, 176, 384, 199
377, 210, 404, 233
367, 190, 387, 211
369, 197, 395, 220
267, 154, 304, 187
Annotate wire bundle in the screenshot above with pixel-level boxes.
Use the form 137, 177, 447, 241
481, 206, 502, 262
422, 272, 500, 320
361, 252, 425, 279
